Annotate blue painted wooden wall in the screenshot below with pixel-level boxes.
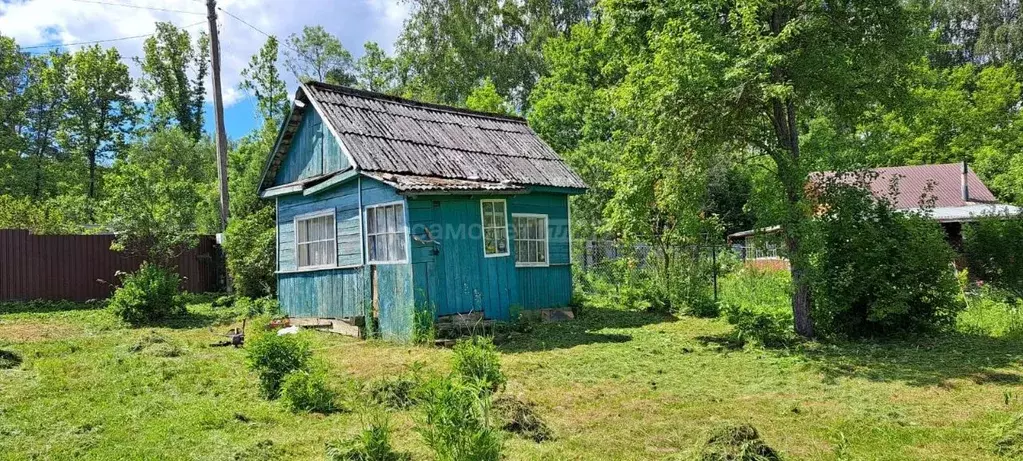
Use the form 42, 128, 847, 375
407, 192, 573, 321
274, 110, 349, 186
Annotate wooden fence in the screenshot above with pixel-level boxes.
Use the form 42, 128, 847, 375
0, 229, 222, 302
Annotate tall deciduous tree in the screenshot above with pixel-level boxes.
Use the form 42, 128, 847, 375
396, 0, 592, 109
63, 45, 137, 219
355, 41, 399, 93
532, 0, 925, 337
284, 26, 356, 85
0, 35, 30, 195
22, 51, 70, 199
136, 22, 209, 140
240, 36, 288, 129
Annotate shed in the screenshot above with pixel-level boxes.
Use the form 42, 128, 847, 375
258, 82, 586, 340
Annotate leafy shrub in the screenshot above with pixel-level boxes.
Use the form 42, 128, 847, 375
700, 424, 780, 461
965, 213, 1023, 302
412, 303, 436, 345
492, 395, 554, 442
417, 377, 502, 461
109, 262, 185, 326
327, 414, 411, 461
224, 206, 277, 298
452, 336, 505, 394
212, 295, 235, 308
0, 350, 22, 369
579, 245, 715, 315
722, 303, 794, 348
235, 297, 280, 318
808, 177, 964, 337
280, 368, 338, 413
245, 329, 313, 399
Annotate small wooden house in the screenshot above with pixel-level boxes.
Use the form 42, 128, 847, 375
258, 82, 586, 340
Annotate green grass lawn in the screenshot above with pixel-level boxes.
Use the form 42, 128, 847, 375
2, 287, 1023, 460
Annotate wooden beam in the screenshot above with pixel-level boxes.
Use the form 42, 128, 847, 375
303, 170, 359, 196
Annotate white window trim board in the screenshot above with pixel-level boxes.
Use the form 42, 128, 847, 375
512, 213, 550, 268
293, 208, 338, 270
364, 200, 410, 265
480, 198, 511, 258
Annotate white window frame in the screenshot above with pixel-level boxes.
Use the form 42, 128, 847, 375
293, 208, 338, 271
364, 200, 409, 265
480, 199, 510, 258
512, 213, 550, 268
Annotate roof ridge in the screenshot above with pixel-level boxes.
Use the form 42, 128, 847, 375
304, 81, 528, 124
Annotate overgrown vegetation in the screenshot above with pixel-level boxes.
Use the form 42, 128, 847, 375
411, 303, 436, 345
108, 262, 184, 326
326, 414, 411, 461
965, 213, 1023, 302
416, 377, 502, 461
807, 176, 965, 337
452, 336, 506, 394
245, 327, 313, 399
279, 368, 339, 414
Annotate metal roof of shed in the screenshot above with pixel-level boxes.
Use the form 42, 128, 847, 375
260, 82, 586, 192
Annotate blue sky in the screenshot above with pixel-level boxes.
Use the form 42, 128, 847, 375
1, 0, 411, 140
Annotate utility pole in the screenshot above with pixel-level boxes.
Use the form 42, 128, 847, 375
207, 0, 232, 293
207, 0, 230, 232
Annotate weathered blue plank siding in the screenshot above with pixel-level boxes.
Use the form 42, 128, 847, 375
508, 193, 573, 310
278, 268, 367, 318
407, 196, 520, 320
277, 180, 361, 271
375, 264, 414, 341
516, 265, 573, 309
274, 110, 349, 186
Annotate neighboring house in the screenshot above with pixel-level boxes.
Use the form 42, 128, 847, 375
258, 82, 586, 340
728, 162, 1021, 263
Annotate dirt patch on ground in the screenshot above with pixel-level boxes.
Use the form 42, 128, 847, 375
0, 321, 81, 343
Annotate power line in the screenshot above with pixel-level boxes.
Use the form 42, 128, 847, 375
215, 6, 304, 78
67, 0, 206, 15
21, 20, 206, 51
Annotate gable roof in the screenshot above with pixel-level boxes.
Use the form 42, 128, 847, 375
813, 163, 999, 209
260, 82, 586, 193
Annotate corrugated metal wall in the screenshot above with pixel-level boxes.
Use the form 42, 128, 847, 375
0, 229, 221, 302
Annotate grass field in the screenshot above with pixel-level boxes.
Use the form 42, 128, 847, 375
2, 278, 1023, 460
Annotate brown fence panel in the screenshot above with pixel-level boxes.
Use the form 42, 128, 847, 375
0, 230, 222, 302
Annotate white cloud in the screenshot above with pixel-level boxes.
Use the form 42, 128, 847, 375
0, 0, 411, 107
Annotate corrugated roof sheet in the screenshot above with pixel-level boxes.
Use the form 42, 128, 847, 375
812, 163, 999, 209
299, 82, 586, 190
363, 172, 527, 193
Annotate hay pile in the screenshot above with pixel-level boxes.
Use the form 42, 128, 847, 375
700, 424, 780, 461
492, 395, 554, 442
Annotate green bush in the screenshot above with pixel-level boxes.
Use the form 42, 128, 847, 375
235, 297, 280, 318
224, 206, 277, 298
452, 336, 505, 394
808, 177, 964, 337
579, 246, 715, 315
280, 368, 338, 413
108, 262, 185, 325
327, 414, 411, 461
417, 377, 502, 461
722, 303, 794, 348
245, 329, 313, 399
964, 213, 1023, 302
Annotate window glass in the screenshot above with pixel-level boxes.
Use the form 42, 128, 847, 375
481, 200, 508, 256
513, 215, 548, 266
366, 203, 407, 263
296, 212, 336, 269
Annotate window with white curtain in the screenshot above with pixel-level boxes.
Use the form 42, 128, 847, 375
513, 214, 548, 267
481, 199, 509, 257
366, 202, 407, 263
295, 210, 337, 269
